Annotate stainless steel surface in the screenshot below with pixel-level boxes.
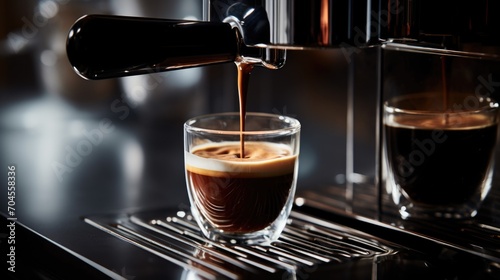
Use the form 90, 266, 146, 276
82, 201, 500, 279
298, 183, 500, 263
83, 207, 446, 279
206, 0, 500, 54
206, 0, 374, 49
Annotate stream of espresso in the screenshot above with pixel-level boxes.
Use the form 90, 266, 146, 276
441, 56, 449, 124
236, 62, 254, 158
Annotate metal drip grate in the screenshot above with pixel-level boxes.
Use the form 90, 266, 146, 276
299, 184, 500, 264
84, 209, 418, 279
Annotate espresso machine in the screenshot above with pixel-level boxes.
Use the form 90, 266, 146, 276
3, 0, 500, 279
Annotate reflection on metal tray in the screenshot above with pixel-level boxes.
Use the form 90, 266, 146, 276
85, 207, 498, 279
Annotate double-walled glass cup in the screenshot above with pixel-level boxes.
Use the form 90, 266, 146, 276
184, 112, 300, 244
383, 93, 499, 219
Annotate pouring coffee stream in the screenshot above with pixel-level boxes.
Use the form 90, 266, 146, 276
441, 56, 450, 125
236, 62, 254, 158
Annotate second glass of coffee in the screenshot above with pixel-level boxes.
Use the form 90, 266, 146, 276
184, 112, 300, 244
383, 93, 499, 219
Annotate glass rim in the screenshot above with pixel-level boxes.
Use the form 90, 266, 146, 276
184, 112, 301, 136
384, 93, 499, 116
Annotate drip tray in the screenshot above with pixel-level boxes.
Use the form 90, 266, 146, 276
83, 208, 498, 279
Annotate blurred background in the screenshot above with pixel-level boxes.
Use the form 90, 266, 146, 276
0, 0, 351, 222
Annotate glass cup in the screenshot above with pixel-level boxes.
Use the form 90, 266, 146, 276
184, 112, 300, 244
383, 93, 499, 219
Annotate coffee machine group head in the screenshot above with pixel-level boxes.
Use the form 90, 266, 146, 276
67, 0, 500, 78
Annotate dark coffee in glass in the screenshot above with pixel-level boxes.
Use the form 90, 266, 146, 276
384, 93, 499, 219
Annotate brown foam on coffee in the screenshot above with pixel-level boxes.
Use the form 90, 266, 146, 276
185, 141, 297, 178
387, 114, 496, 130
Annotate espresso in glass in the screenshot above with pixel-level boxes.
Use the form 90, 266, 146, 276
184, 113, 300, 244
383, 93, 499, 219
186, 142, 296, 233
386, 115, 497, 206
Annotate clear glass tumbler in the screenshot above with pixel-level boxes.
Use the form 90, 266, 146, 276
184, 112, 300, 244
